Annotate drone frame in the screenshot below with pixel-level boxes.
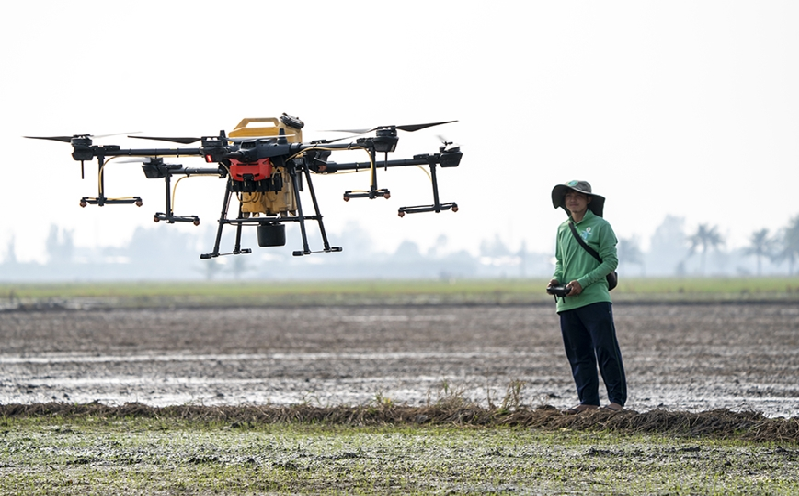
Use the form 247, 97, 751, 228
27, 115, 462, 259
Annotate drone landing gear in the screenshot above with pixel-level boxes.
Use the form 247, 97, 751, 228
398, 202, 458, 217
152, 169, 202, 225
288, 161, 342, 257
340, 146, 395, 202
154, 213, 200, 225
199, 248, 252, 260
254, 222, 342, 254
80, 196, 143, 207
397, 156, 458, 217
291, 246, 343, 257
200, 163, 343, 259
343, 189, 391, 201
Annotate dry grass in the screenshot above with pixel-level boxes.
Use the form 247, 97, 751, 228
3, 402, 797, 443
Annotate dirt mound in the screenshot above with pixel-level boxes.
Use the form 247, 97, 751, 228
2, 402, 797, 443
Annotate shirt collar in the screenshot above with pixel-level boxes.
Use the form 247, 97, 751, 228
569, 209, 595, 224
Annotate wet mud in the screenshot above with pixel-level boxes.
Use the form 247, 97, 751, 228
1, 303, 797, 417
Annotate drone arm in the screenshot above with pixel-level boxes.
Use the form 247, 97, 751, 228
331, 152, 462, 216
102, 147, 205, 158
325, 158, 425, 172
322, 151, 462, 173
170, 166, 225, 176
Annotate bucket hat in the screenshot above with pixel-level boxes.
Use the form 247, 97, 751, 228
551, 180, 605, 217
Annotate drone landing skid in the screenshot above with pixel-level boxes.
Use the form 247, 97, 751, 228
398, 202, 459, 217
154, 213, 200, 225
343, 189, 391, 201
80, 196, 143, 207
292, 246, 343, 257
199, 248, 253, 260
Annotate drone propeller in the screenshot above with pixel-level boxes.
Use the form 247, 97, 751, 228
326, 120, 458, 135
395, 121, 458, 132
24, 134, 86, 142
129, 135, 201, 145
436, 134, 461, 149
24, 132, 140, 143
114, 157, 151, 163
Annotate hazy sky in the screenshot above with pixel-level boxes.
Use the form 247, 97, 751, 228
1, 1, 797, 264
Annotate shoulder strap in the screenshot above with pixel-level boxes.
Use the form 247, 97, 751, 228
568, 222, 602, 262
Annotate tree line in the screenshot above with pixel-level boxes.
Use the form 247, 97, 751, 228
619, 214, 799, 277
1, 215, 798, 280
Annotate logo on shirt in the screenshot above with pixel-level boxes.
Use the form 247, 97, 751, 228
581, 227, 591, 241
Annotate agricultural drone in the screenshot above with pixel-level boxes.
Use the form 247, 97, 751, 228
26, 114, 462, 259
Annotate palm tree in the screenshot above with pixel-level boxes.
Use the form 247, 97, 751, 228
742, 228, 775, 276
687, 223, 724, 275
772, 215, 799, 275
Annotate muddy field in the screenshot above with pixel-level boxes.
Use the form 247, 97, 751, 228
1, 302, 797, 418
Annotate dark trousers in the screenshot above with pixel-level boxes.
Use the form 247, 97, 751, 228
559, 302, 627, 406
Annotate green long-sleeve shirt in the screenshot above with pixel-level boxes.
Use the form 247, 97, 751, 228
552, 209, 618, 312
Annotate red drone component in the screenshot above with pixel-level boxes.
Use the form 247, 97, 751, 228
230, 158, 272, 182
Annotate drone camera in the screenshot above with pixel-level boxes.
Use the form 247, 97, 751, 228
257, 222, 286, 247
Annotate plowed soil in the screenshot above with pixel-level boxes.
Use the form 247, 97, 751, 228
1, 302, 797, 417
